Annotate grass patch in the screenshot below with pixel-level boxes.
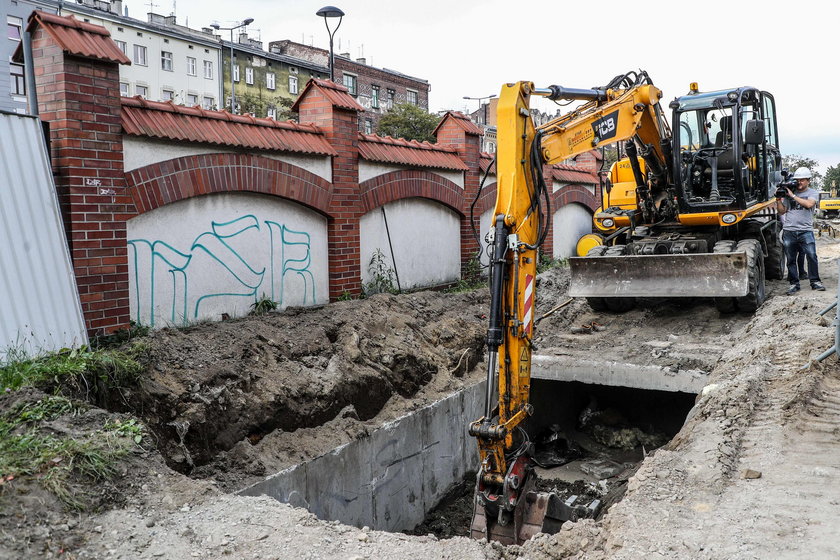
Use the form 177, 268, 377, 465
445, 257, 486, 293
0, 345, 145, 394
0, 396, 143, 510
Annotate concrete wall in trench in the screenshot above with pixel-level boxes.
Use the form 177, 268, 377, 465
238, 380, 486, 532
127, 192, 329, 328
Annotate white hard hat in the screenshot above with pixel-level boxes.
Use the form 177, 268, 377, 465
792, 167, 812, 179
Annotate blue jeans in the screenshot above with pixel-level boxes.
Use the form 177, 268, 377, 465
783, 230, 820, 287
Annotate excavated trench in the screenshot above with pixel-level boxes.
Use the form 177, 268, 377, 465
231, 376, 696, 538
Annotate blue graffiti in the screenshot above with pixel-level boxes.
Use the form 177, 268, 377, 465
128, 214, 317, 327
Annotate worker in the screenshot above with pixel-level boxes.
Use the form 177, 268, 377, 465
776, 167, 825, 294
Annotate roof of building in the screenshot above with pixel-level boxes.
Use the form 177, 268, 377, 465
121, 96, 337, 156
14, 10, 131, 65
291, 79, 364, 113
433, 111, 484, 137
358, 134, 468, 172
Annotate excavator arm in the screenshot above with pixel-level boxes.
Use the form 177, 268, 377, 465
470, 73, 672, 544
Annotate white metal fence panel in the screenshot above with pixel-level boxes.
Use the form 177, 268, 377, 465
0, 111, 88, 361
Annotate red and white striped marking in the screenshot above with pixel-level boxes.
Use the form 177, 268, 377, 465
522, 274, 534, 336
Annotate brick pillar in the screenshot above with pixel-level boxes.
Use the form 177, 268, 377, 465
30, 21, 133, 335
296, 81, 363, 299
435, 114, 482, 279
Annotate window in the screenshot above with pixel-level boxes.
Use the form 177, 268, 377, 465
8, 17, 22, 40
364, 119, 372, 134
204, 60, 213, 79
245, 67, 253, 85
187, 93, 198, 106
407, 89, 418, 106
136, 84, 148, 97
162, 89, 174, 101
119, 82, 129, 96
288, 75, 298, 94
202, 96, 214, 110
161, 51, 173, 71
267, 106, 277, 119
232, 64, 240, 82
371, 85, 380, 109
386, 89, 395, 109
342, 73, 357, 95
266, 72, 276, 90
10, 64, 25, 96
187, 56, 196, 76
133, 45, 147, 66
115, 40, 127, 54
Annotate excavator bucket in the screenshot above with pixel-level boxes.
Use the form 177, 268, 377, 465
470, 474, 601, 545
568, 252, 749, 298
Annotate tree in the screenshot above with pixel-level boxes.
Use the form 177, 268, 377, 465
824, 164, 840, 195
376, 103, 440, 143
782, 153, 824, 188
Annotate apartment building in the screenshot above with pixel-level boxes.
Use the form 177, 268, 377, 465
219, 33, 328, 118
44, 0, 223, 109
3, 0, 55, 113
269, 40, 430, 133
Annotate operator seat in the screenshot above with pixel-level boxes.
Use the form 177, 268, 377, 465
715, 116, 736, 178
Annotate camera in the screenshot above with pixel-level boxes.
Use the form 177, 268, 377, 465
775, 179, 797, 198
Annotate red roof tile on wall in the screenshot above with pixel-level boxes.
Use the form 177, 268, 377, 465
433, 111, 483, 137
358, 134, 468, 171
121, 97, 337, 156
479, 152, 496, 174
552, 163, 599, 185
291, 79, 364, 112
21, 11, 131, 65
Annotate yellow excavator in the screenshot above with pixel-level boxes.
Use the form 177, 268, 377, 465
469, 71, 783, 544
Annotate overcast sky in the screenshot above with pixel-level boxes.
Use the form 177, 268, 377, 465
126, 0, 839, 173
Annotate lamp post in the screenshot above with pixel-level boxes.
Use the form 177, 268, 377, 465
316, 6, 344, 83
463, 94, 497, 126
211, 18, 254, 113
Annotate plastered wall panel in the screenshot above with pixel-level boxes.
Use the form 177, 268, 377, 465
553, 202, 594, 259
127, 192, 328, 328
360, 198, 461, 290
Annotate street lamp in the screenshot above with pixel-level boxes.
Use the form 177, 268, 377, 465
211, 17, 254, 113
316, 5, 344, 83
463, 94, 497, 126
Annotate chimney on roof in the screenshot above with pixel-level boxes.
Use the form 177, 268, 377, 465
238, 32, 248, 44
148, 12, 165, 24
339, 52, 350, 58
356, 57, 366, 65
164, 15, 176, 26
112, 0, 123, 15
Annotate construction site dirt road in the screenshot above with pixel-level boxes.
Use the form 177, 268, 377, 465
2, 237, 840, 560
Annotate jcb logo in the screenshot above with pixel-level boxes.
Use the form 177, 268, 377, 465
592, 110, 619, 142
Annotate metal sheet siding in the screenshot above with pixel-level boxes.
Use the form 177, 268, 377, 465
0, 112, 88, 361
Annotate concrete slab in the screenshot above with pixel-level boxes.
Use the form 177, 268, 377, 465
531, 354, 707, 394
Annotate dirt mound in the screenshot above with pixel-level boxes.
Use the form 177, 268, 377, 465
123, 289, 489, 490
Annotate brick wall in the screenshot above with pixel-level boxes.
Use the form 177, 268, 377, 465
31, 26, 134, 336
296, 85, 364, 298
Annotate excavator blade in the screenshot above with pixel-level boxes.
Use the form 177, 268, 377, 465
568, 252, 749, 298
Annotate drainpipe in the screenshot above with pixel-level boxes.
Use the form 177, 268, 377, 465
23, 30, 38, 117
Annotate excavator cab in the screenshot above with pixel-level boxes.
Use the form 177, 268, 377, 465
671, 87, 782, 215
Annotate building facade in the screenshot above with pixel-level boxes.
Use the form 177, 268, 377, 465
269, 40, 430, 133
3, 0, 55, 113
43, 0, 223, 109
218, 33, 328, 118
